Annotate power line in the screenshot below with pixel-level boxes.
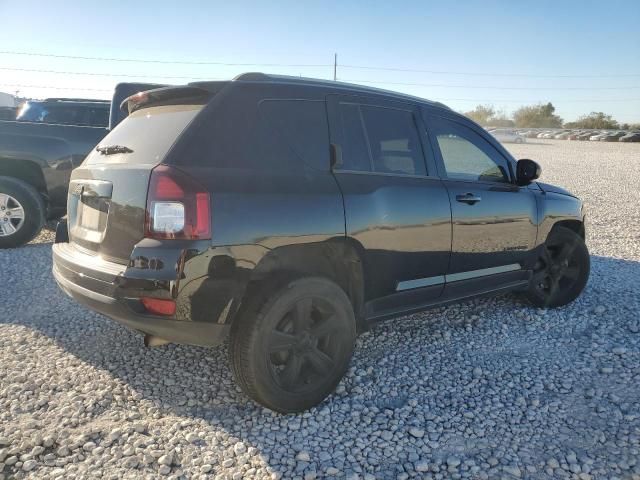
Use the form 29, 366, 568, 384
338, 78, 640, 91
339, 64, 640, 78
0, 50, 331, 68
0, 66, 219, 80
0, 83, 110, 92
2, 50, 640, 79
3, 66, 639, 91
442, 98, 640, 103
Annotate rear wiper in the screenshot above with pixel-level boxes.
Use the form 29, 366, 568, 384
96, 145, 134, 155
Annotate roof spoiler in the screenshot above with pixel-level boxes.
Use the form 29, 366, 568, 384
110, 83, 168, 129
120, 85, 214, 115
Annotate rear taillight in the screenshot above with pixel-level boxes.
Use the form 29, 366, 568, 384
145, 165, 211, 240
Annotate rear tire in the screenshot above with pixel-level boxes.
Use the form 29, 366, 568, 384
0, 176, 45, 248
525, 226, 590, 308
229, 277, 356, 413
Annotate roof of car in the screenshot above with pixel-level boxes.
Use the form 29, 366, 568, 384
30, 98, 110, 107
192, 72, 451, 110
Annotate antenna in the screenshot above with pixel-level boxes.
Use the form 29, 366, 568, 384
334, 53, 337, 81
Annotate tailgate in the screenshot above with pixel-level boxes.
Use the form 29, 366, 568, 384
67, 104, 203, 264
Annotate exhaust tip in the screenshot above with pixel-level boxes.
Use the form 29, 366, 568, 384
144, 335, 170, 347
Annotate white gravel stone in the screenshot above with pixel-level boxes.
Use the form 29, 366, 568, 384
22, 459, 37, 471
295, 451, 311, 462
233, 442, 247, 455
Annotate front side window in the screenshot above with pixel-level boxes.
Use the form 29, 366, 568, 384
336, 102, 426, 176
430, 117, 510, 183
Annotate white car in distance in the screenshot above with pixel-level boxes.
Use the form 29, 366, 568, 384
489, 129, 526, 144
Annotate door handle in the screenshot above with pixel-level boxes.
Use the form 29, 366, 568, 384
456, 193, 482, 204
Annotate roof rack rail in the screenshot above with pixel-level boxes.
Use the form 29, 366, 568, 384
43, 97, 110, 103
225, 72, 450, 110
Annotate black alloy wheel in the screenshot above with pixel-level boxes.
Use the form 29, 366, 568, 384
526, 226, 590, 308
230, 277, 356, 413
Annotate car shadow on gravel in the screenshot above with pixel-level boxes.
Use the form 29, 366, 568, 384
2, 246, 639, 478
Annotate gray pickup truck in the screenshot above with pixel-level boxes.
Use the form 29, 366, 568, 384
0, 83, 163, 247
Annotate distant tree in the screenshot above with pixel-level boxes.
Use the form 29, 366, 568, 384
513, 102, 563, 128
490, 109, 515, 127
565, 112, 619, 130
464, 104, 495, 125
464, 105, 515, 127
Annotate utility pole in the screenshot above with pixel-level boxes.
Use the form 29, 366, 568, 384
333, 53, 337, 81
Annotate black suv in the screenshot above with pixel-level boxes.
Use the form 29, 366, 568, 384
52, 73, 590, 412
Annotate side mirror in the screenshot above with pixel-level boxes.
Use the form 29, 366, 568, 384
516, 159, 542, 185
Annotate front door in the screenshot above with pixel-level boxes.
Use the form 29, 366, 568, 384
424, 111, 538, 289
327, 95, 452, 319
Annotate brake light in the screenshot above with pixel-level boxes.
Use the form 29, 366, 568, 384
145, 165, 211, 240
141, 297, 176, 316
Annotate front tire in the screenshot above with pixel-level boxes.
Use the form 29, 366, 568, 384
0, 176, 45, 248
525, 226, 590, 308
229, 277, 356, 413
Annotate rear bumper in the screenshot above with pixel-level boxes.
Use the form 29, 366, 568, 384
52, 242, 230, 347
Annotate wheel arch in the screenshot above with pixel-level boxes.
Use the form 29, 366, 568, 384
0, 158, 48, 197
551, 219, 585, 240
243, 238, 367, 331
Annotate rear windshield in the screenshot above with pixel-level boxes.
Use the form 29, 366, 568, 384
85, 104, 202, 165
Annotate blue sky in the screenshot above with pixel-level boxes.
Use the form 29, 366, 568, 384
1, 0, 639, 122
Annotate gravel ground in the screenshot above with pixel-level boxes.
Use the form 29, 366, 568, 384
2, 140, 639, 480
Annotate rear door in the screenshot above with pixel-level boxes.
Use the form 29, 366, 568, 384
423, 110, 537, 291
327, 95, 452, 319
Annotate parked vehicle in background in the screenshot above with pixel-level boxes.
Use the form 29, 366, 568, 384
619, 131, 640, 142
600, 131, 627, 142
554, 132, 572, 140
52, 73, 590, 413
589, 132, 608, 141
567, 132, 582, 140
490, 128, 525, 143
0, 92, 17, 121
0, 107, 16, 120
0, 83, 164, 248
525, 130, 541, 138
17, 99, 110, 127
577, 131, 597, 141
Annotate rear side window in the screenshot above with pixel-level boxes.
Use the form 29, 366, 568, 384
43, 106, 83, 125
85, 107, 110, 127
85, 104, 202, 165
256, 100, 329, 171
179, 98, 329, 171
336, 103, 426, 176
338, 103, 370, 172
361, 106, 426, 175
